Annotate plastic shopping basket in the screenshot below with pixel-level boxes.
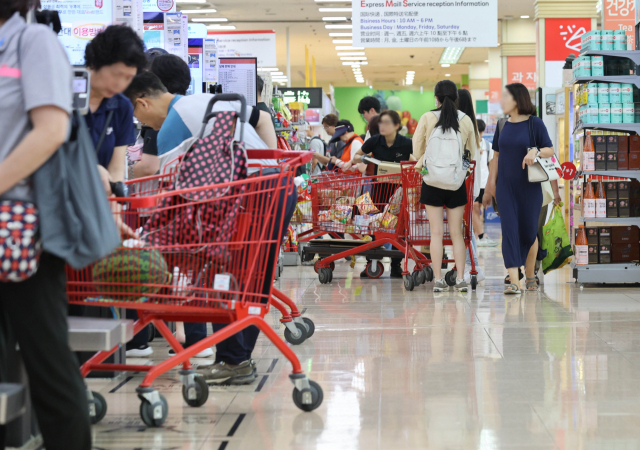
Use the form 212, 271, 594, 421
399, 161, 479, 291
67, 150, 322, 427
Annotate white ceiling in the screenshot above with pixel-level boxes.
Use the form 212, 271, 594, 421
179, 0, 536, 90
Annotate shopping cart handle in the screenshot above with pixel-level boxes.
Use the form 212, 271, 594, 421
246, 150, 313, 164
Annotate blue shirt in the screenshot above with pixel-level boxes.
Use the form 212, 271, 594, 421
84, 93, 136, 167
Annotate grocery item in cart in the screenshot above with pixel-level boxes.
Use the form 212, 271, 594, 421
386, 187, 403, 215
356, 191, 379, 214
92, 247, 170, 300
330, 204, 352, 224
381, 211, 398, 230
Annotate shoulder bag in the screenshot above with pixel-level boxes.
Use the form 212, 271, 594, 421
526, 117, 562, 183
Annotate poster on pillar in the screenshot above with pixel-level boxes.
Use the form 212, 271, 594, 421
544, 18, 591, 87
605, 0, 635, 50
507, 56, 537, 90
352, 0, 498, 47
488, 77, 502, 114
206, 31, 276, 67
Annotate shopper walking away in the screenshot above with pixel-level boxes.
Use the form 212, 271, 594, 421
473, 119, 498, 248
358, 96, 381, 141
482, 83, 555, 294
0, 3, 91, 449
84, 25, 146, 182
413, 80, 477, 292
344, 110, 414, 278
456, 89, 486, 283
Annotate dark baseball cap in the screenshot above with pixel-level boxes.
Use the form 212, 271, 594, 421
330, 120, 354, 143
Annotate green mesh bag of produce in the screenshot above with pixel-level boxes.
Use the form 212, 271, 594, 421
541, 204, 573, 274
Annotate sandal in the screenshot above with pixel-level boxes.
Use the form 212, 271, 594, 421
526, 277, 539, 292
504, 268, 524, 285
504, 283, 522, 295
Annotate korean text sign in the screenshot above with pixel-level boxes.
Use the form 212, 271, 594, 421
605, 0, 635, 50
353, 0, 498, 48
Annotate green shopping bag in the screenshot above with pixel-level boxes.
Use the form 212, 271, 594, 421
541, 203, 574, 274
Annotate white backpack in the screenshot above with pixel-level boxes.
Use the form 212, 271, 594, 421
421, 110, 466, 191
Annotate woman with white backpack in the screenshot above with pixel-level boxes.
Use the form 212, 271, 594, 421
413, 80, 477, 292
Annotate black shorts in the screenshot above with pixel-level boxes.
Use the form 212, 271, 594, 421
420, 181, 467, 209
475, 188, 484, 204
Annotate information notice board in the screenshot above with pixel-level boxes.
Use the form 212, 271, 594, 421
218, 57, 257, 107
352, 0, 497, 48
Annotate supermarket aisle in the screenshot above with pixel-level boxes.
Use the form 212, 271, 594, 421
86, 225, 640, 450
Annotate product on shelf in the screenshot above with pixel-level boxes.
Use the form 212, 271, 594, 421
583, 179, 596, 218
606, 180, 618, 199
623, 103, 635, 124
595, 152, 606, 170
612, 225, 639, 243
583, 135, 595, 171
598, 83, 609, 103
596, 180, 607, 218
599, 103, 611, 123
575, 225, 589, 265
612, 243, 640, 262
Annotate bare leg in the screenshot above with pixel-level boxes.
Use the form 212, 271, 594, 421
507, 267, 520, 287
425, 205, 444, 280
525, 238, 538, 279
446, 205, 466, 278
473, 202, 483, 238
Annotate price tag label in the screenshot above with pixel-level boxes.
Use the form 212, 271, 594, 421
213, 274, 231, 291
561, 162, 577, 180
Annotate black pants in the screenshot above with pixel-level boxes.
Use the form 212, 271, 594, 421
0, 253, 91, 450
212, 176, 297, 365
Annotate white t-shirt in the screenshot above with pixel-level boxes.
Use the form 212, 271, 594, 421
309, 137, 326, 175
479, 138, 490, 188
349, 139, 363, 160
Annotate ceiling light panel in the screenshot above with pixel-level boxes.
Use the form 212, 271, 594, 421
323, 17, 347, 21
340, 56, 367, 60
337, 52, 365, 56
343, 61, 368, 65
335, 46, 364, 50
332, 39, 353, 44
329, 32, 353, 37
258, 67, 279, 71
439, 47, 464, 65
206, 25, 236, 29
179, 8, 217, 13
192, 18, 228, 22
325, 24, 353, 29
319, 7, 352, 11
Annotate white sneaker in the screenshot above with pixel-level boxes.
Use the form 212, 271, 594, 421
477, 237, 498, 247
126, 345, 153, 357
463, 266, 486, 283
382, 257, 391, 263
169, 347, 214, 358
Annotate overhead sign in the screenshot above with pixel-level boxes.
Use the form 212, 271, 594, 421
282, 88, 323, 109
218, 57, 258, 107
507, 56, 537, 90
544, 18, 591, 61
206, 30, 276, 67
605, 0, 635, 50
352, 0, 498, 48
41, 0, 113, 65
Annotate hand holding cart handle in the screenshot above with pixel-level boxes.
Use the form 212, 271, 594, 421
200, 93, 247, 140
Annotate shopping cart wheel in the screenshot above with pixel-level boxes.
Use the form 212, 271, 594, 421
147, 324, 156, 342
182, 375, 209, 407
445, 270, 457, 287
412, 269, 425, 286
302, 317, 315, 338
318, 268, 331, 284
470, 275, 478, 291
88, 391, 107, 424
140, 393, 168, 427
284, 322, 308, 345
292, 380, 323, 412
423, 266, 434, 283
365, 261, 384, 279
314, 259, 335, 274
403, 274, 415, 291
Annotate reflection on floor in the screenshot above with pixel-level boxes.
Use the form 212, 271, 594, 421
87, 226, 640, 450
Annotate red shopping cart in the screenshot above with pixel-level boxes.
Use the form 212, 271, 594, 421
67, 98, 322, 426
399, 161, 479, 291
305, 168, 410, 283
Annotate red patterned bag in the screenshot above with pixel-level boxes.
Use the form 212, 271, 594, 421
0, 201, 41, 282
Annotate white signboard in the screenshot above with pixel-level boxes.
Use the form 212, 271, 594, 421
352, 0, 498, 48
203, 38, 219, 83
188, 23, 208, 39
218, 57, 257, 107
164, 12, 185, 60
181, 15, 189, 63
206, 31, 276, 67
114, 0, 143, 37
142, 0, 175, 13
41, 0, 113, 65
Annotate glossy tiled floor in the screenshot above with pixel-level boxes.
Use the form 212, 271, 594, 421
87, 225, 640, 450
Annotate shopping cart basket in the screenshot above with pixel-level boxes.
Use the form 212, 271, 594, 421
68, 113, 321, 426
399, 161, 479, 291
307, 167, 411, 283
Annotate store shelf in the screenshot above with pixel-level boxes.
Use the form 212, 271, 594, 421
580, 49, 640, 65
571, 75, 640, 88
580, 216, 640, 225
574, 122, 640, 134
582, 170, 640, 179
572, 261, 640, 284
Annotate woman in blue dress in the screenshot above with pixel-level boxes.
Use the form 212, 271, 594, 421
483, 83, 555, 294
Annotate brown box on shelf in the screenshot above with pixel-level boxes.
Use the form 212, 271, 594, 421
618, 135, 629, 153
595, 135, 608, 153
599, 227, 612, 245
607, 135, 619, 152
586, 227, 599, 245
612, 225, 640, 243
607, 152, 618, 170
612, 243, 640, 263
599, 244, 612, 263
588, 244, 599, 264
618, 150, 629, 170
619, 199, 630, 217
630, 152, 640, 170
595, 152, 607, 170
631, 180, 640, 201
607, 199, 619, 217
606, 181, 618, 199
632, 204, 640, 217
630, 135, 640, 153
618, 181, 630, 199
